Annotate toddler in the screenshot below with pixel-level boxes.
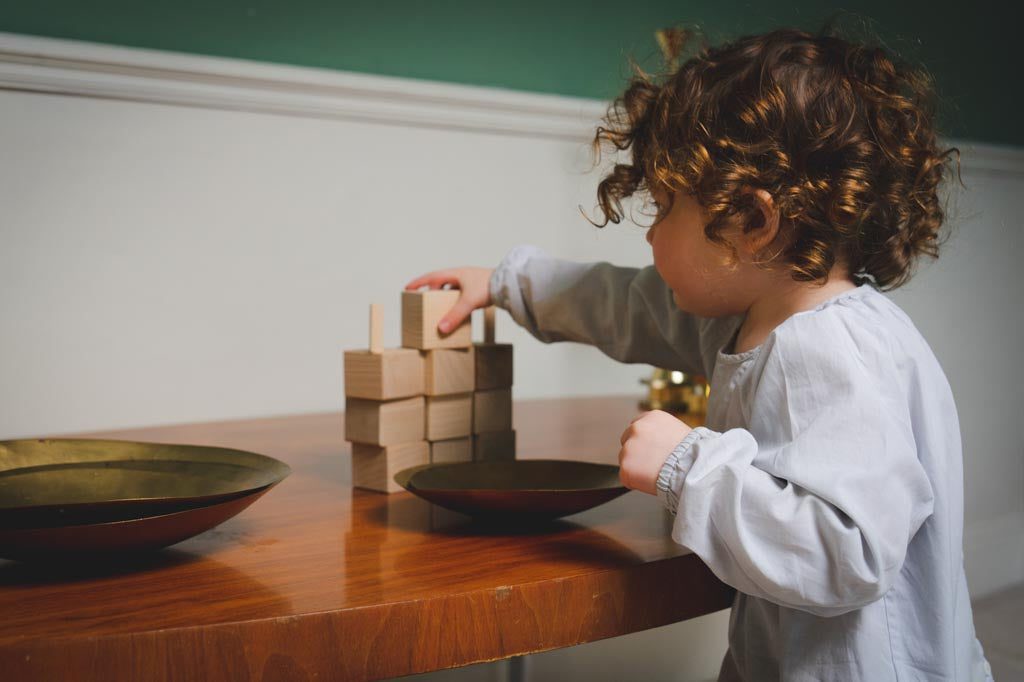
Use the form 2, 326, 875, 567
406, 24, 992, 682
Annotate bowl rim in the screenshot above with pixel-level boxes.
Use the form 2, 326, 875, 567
0, 437, 292, 512
394, 459, 626, 494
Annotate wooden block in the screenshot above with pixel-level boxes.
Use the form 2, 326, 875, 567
483, 306, 496, 343
473, 430, 516, 461
345, 396, 425, 446
430, 436, 473, 464
473, 388, 512, 434
473, 342, 513, 390
351, 440, 429, 493
424, 348, 474, 396
402, 290, 472, 350
344, 348, 424, 400
369, 303, 384, 354
425, 393, 473, 440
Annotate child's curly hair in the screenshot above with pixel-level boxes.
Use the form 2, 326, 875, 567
585, 20, 963, 290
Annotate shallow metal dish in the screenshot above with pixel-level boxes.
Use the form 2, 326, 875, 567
0, 485, 275, 561
394, 459, 628, 521
0, 438, 291, 530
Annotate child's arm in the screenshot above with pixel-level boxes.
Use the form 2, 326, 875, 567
488, 244, 710, 375
655, 334, 936, 617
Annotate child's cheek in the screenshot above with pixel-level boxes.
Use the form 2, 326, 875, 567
654, 248, 695, 309
651, 234, 680, 289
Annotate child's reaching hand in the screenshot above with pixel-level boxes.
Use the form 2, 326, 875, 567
404, 267, 495, 335
618, 410, 693, 495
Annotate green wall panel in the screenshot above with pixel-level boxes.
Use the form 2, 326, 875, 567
0, 1, 1017, 146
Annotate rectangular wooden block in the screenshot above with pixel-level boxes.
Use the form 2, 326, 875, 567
473, 388, 512, 434
425, 393, 473, 441
423, 347, 475, 396
473, 430, 516, 461
473, 343, 513, 390
402, 290, 472, 350
351, 440, 430, 493
344, 348, 424, 400
430, 436, 473, 464
345, 395, 425, 446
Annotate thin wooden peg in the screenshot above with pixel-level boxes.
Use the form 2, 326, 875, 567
369, 303, 383, 354
484, 306, 496, 344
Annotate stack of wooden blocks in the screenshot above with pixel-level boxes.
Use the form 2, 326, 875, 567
343, 290, 515, 493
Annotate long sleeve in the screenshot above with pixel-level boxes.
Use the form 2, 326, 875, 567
489, 244, 718, 376
656, 332, 935, 617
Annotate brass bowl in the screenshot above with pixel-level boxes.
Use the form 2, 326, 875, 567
0, 487, 275, 562
0, 438, 290, 559
394, 459, 628, 521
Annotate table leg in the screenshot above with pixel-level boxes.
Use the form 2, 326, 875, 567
501, 655, 527, 682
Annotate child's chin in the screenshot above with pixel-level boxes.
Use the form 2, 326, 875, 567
670, 289, 690, 312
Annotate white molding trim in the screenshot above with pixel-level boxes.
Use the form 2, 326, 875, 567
0, 32, 608, 142
1, 31, 1022, 173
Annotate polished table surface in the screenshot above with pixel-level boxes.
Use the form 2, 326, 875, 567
0, 396, 732, 681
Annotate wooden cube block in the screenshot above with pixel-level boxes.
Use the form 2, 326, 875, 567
473, 430, 516, 461
473, 388, 512, 434
425, 393, 473, 441
474, 343, 513, 390
351, 440, 429, 493
430, 436, 473, 464
424, 347, 475, 396
402, 290, 472, 350
344, 348, 424, 400
345, 396, 425, 446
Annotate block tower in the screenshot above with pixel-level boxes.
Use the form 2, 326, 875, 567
472, 306, 515, 462
343, 290, 515, 493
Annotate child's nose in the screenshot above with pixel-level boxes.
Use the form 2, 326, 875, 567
646, 225, 656, 245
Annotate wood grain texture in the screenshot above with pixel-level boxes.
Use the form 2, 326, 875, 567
344, 395, 425, 445
369, 303, 384, 354
401, 290, 472, 350
425, 393, 473, 441
430, 437, 473, 464
483, 306, 496, 344
352, 441, 430, 493
473, 388, 512, 434
474, 429, 516, 461
344, 348, 424, 400
474, 342, 513, 390
0, 396, 732, 681
424, 348, 475, 396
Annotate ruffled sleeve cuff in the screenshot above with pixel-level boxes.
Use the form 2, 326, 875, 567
656, 426, 712, 515
488, 244, 544, 319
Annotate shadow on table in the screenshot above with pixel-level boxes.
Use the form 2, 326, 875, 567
364, 493, 646, 568
0, 547, 206, 585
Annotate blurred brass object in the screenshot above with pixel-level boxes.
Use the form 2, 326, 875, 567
639, 369, 709, 426
395, 459, 628, 521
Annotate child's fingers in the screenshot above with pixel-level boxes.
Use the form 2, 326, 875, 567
404, 271, 461, 291
620, 422, 636, 446
628, 411, 650, 426
438, 295, 476, 334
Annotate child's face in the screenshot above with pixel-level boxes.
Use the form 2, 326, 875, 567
646, 188, 757, 318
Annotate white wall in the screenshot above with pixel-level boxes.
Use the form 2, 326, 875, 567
0, 87, 653, 437
885, 162, 1024, 598
1, 34, 1021, 682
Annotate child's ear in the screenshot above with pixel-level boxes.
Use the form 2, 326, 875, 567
739, 188, 781, 261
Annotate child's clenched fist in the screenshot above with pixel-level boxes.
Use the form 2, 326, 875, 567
618, 410, 694, 495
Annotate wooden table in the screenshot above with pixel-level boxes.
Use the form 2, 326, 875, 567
0, 396, 733, 681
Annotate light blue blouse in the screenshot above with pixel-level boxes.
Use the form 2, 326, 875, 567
489, 244, 993, 682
